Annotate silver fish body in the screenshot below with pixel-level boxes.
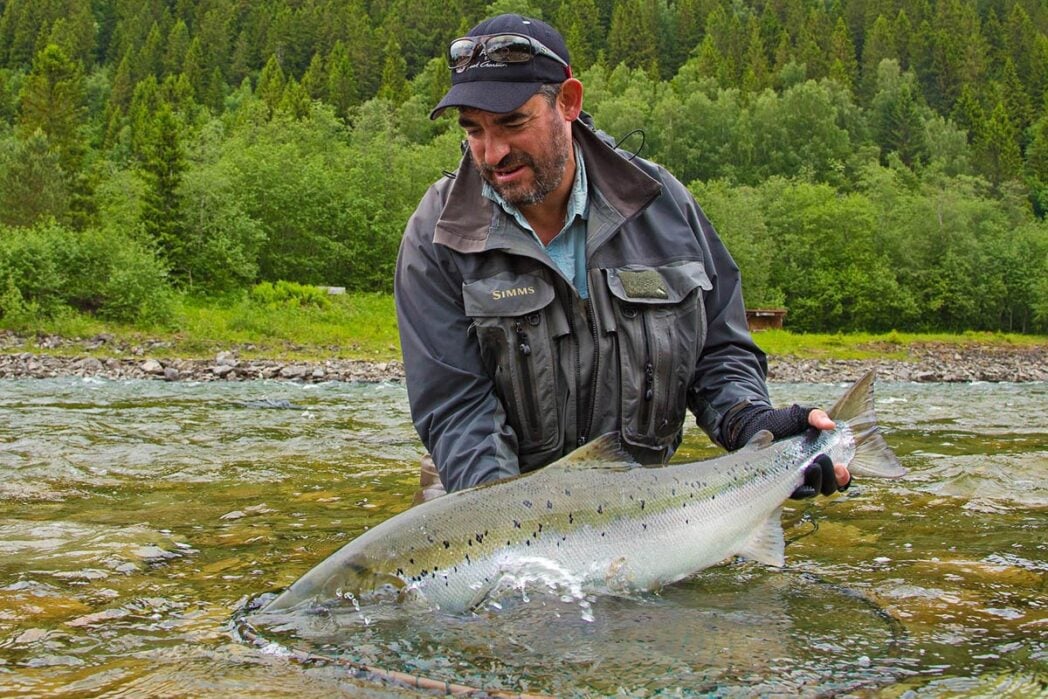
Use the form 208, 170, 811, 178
265, 371, 905, 614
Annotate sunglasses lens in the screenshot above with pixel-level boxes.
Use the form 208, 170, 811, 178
449, 38, 478, 68
483, 35, 534, 63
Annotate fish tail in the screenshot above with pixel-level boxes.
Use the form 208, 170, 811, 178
828, 370, 907, 479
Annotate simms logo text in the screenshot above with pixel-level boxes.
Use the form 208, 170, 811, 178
492, 286, 536, 301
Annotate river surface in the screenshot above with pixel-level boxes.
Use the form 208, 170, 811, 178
0, 377, 1044, 697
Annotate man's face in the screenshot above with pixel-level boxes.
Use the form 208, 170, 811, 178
458, 93, 571, 208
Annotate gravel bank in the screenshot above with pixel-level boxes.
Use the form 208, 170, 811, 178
1, 331, 1044, 384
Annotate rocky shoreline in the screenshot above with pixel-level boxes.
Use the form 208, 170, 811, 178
0, 331, 1044, 384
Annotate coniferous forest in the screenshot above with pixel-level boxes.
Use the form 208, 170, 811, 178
0, 0, 1046, 333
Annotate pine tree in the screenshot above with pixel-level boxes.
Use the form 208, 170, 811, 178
976, 100, 1023, 186
326, 40, 358, 118
277, 77, 311, 120
861, 15, 895, 101
301, 51, 327, 100
377, 35, 410, 106
999, 58, 1033, 139
870, 61, 929, 168
950, 83, 984, 143
17, 43, 86, 175
256, 54, 286, 118
163, 19, 190, 77
139, 103, 187, 281
741, 15, 770, 94
556, 0, 600, 71
137, 22, 165, 80
607, 0, 660, 77
828, 17, 859, 93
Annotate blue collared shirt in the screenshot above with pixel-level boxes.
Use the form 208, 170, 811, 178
482, 142, 590, 298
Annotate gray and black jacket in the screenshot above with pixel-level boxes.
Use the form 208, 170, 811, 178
394, 120, 772, 493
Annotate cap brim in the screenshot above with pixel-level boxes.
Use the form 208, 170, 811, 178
429, 81, 544, 120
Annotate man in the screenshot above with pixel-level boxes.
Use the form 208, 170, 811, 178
395, 14, 849, 500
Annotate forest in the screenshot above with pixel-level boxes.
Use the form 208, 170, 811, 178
0, 0, 1046, 333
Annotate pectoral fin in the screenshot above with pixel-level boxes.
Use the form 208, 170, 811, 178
737, 507, 786, 567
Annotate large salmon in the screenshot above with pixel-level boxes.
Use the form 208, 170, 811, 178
265, 370, 905, 614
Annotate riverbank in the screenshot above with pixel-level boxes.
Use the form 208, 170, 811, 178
1, 331, 1044, 383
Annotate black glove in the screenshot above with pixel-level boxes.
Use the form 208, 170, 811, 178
727, 403, 814, 451
790, 453, 850, 499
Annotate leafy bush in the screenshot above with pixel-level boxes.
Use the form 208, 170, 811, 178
249, 280, 331, 308
0, 222, 173, 325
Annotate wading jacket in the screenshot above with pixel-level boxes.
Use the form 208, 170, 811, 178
394, 121, 772, 493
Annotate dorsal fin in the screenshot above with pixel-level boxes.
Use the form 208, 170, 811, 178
543, 432, 640, 472
742, 429, 775, 451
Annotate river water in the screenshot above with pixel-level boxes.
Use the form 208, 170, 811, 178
0, 377, 1044, 697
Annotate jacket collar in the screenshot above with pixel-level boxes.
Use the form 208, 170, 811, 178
433, 121, 662, 254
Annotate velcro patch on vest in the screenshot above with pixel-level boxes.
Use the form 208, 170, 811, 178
618, 270, 669, 299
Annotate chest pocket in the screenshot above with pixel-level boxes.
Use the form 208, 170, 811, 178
605, 260, 712, 449
463, 273, 568, 461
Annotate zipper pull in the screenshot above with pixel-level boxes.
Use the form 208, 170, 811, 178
515, 320, 531, 356
644, 361, 654, 401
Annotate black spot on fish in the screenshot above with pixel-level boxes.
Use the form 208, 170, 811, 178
468, 539, 473, 547
547, 500, 553, 509
443, 540, 450, 549
523, 500, 533, 508
409, 558, 415, 565
568, 513, 574, 524
642, 523, 648, 530
597, 504, 603, 514
396, 568, 405, 576
640, 500, 646, 510
465, 554, 470, 564
526, 540, 531, 546
513, 519, 521, 529
564, 489, 571, 496
475, 533, 484, 544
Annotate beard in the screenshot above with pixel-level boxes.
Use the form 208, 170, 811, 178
479, 122, 571, 208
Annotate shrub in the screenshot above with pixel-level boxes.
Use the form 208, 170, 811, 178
248, 280, 331, 308
0, 222, 173, 325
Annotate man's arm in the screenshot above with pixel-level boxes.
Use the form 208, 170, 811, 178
394, 188, 520, 492
663, 175, 772, 445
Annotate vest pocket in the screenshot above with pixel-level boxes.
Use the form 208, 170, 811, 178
463, 273, 566, 458
605, 261, 712, 449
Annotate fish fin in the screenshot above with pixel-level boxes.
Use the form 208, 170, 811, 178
827, 369, 876, 423
543, 432, 640, 472
737, 507, 786, 567
828, 370, 907, 479
742, 430, 776, 450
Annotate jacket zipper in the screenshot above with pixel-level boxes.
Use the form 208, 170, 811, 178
514, 317, 541, 442
562, 291, 598, 448
638, 306, 655, 433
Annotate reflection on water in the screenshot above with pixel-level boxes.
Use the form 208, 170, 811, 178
0, 377, 1045, 697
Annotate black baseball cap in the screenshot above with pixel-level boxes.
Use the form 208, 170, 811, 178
429, 14, 572, 119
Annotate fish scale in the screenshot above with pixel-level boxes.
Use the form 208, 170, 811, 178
264, 371, 905, 614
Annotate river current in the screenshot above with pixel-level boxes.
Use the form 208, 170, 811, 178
0, 377, 1044, 697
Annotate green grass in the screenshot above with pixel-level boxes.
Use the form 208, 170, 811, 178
752, 328, 1046, 361
5, 291, 401, 362
4, 293, 1044, 362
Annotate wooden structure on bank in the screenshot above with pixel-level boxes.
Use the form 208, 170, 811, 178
745, 308, 787, 331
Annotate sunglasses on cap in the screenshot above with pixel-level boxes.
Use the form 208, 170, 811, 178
448, 33, 569, 71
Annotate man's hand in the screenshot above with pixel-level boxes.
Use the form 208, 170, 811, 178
805, 409, 852, 490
